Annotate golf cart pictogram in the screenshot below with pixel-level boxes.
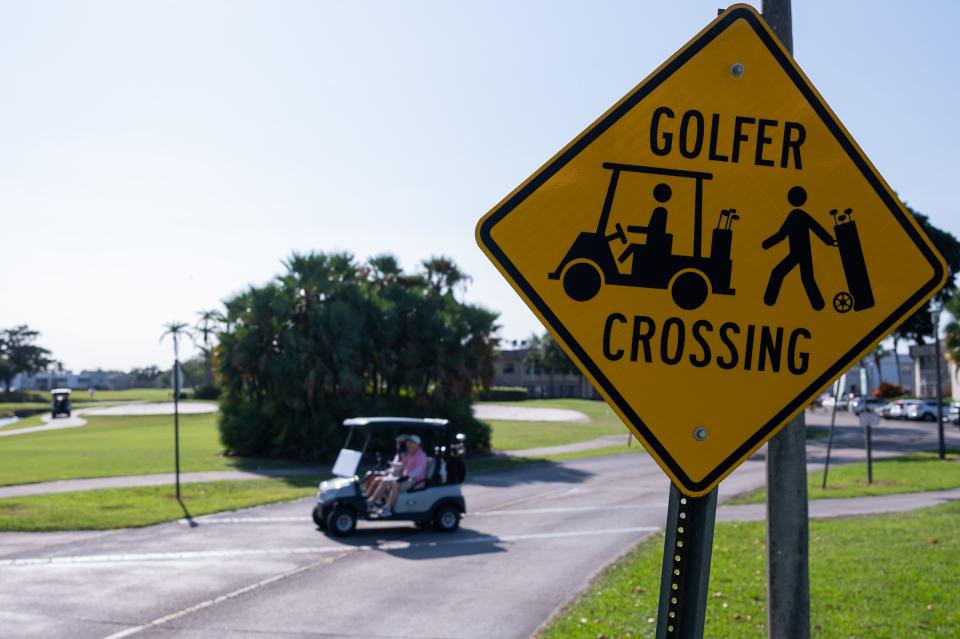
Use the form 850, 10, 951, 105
548, 163, 736, 311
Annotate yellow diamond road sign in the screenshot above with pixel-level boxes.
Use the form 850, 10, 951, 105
476, 4, 947, 496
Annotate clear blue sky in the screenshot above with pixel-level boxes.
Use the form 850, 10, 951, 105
1, 1, 956, 370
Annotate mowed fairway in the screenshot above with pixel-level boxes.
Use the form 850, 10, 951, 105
0, 478, 317, 531
483, 399, 630, 450
543, 501, 960, 638
0, 399, 632, 488
0, 413, 296, 487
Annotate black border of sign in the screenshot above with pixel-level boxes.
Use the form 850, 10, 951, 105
477, 7, 945, 494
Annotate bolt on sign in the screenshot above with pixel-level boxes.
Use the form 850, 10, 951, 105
476, 4, 946, 496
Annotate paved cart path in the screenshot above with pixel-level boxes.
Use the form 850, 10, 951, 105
0, 412, 87, 438
719, 487, 960, 522
0, 411, 957, 638
473, 404, 590, 422
0, 454, 764, 639
0, 467, 329, 499
3, 417, 960, 639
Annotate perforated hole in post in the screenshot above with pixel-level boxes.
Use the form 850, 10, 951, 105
665, 498, 691, 637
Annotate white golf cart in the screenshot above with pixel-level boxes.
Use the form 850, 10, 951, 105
313, 417, 467, 537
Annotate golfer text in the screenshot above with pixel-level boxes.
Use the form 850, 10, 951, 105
649, 106, 805, 169
602, 314, 810, 375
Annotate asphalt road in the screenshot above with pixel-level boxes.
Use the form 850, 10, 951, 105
0, 414, 955, 639
0, 453, 770, 639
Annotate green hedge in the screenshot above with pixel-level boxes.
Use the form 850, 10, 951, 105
476, 386, 529, 402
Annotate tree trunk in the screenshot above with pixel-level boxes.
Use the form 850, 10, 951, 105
204, 351, 214, 387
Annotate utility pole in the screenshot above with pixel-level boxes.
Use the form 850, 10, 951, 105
173, 335, 182, 499
761, 2, 810, 639
931, 303, 945, 459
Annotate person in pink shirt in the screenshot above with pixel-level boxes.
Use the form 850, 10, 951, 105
368, 434, 429, 517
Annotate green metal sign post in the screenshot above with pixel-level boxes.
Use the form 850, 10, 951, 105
655, 485, 718, 638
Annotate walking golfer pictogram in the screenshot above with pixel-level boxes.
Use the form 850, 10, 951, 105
761, 186, 837, 310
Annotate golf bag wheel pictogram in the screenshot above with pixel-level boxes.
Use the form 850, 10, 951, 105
832, 291, 853, 313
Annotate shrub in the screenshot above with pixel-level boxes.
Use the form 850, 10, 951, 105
192, 384, 221, 400
873, 382, 905, 399
476, 386, 528, 402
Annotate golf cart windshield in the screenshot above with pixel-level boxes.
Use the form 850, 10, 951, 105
332, 448, 363, 478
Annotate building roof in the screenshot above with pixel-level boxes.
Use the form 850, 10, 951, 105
496, 348, 530, 362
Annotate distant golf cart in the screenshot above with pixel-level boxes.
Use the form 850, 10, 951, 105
51, 388, 72, 418
313, 417, 467, 537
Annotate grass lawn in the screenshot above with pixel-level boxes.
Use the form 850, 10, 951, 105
0, 414, 47, 431
0, 413, 302, 487
541, 500, 960, 638
728, 450, 960, 504
0, 401, 49, 415
78, 388, 184, 402
483, 399, 630, 450
0, 477, 318, 531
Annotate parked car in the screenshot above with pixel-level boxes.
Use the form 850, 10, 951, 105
821, 395, 849, 411
949, 403, 960, 425
878, 402, 897, 419
849, 396, 884, 414
888, 399, 922, 420
906, 400, 948, 422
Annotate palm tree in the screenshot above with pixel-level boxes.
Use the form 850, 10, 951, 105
193, 310, 223, 387
944, 293, 960, 383
890, 333, 904, 387
161, 321, 192, 499
869, 345, 886, 393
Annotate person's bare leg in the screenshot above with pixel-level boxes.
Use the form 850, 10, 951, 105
370, 478, 391, 505
366, 476, 382, 498
385, 483, 402, 510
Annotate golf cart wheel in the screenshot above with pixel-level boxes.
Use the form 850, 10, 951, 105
563, 262, 602, 302
833, 291, 853, 313
433, 504, 461, 533
312, 505, 327, 529
671, 271, 709, 311
326, 506, 356, 537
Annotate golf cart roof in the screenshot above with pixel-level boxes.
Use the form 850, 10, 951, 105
342, 417, 450, 431
51, 388, 72, 395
